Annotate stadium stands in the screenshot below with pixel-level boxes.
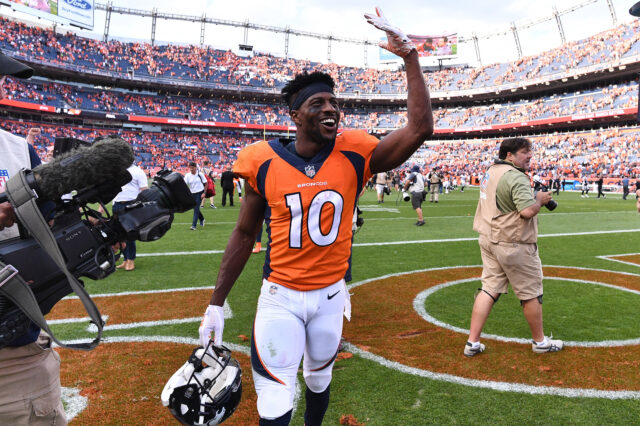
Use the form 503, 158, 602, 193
0, 13, 639, 187
2, 15, 640, 95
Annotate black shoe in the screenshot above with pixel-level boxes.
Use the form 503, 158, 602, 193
416, 220, 425, 226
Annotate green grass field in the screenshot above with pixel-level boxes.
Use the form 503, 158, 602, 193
51, 186, 640, 425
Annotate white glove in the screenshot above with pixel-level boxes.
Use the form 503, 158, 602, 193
199, 304, 224, 348
364, 7, 415, 58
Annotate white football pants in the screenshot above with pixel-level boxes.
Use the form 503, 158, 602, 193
251, 278, 348, 419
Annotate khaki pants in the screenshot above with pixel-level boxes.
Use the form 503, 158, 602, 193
430, 183, 440, 202
478, 234, 543, 301
0, 332, 66, 425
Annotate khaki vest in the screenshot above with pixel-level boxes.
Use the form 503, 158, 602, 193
473, 163, 538, 243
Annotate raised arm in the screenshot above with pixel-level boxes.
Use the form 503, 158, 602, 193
365, 7, 434, 173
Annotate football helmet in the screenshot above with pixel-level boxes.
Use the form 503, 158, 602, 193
161, 342, 242, 425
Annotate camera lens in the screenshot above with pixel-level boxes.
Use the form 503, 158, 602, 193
546, 199, 558, 211
136, 170, 195, 213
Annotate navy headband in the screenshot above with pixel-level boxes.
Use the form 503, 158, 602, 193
289, 82, 334, 111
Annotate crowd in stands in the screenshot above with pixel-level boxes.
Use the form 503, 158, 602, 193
2, 15, 640, 95
0, 119, 250, 173
2, 119, 637, 187
1, 14, 639, 191
2, 77, 637, 131
410, 127, 640, 185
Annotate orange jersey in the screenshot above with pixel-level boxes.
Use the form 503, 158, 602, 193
234, 130, 379, 291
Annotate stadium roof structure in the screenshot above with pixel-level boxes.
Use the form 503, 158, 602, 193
95, 0, 618, 65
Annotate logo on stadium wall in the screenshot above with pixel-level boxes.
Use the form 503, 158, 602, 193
63, 0, 92, 10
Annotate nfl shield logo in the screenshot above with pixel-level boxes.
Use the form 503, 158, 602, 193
304, 164, 316, 178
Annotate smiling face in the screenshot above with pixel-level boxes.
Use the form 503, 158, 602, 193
291, 92, 341, 147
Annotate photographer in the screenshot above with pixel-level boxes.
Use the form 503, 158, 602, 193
403, 165, 425, 226
464, 137, 563, 357
427, 167, 441, 203
0, 53, 66, 424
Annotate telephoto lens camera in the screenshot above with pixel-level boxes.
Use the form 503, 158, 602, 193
538, 184, 558, 211
0, 138, 196, 348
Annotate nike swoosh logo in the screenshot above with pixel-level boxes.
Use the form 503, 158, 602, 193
327, 290, 340, 300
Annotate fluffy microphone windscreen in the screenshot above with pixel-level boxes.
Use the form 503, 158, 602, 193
33, 137, 135, 200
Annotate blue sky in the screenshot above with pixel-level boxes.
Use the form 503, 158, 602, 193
3, 0, 636, 67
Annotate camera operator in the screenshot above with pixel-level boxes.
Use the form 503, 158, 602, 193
403, 165, 425, 226
464, 137, 562, 357
0, 52, 67, 424
427, 167, 441, 203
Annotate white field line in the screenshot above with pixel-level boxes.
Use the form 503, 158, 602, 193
86, 317, 203, 333
62, 387, 87, 422
56, 336, 301, 420
176, 210, 635, 225
55, 289, 231, 331
597, 252, 640, 268
55, 335, 249, 355
343, 342, 640, 400
414, 277, 640, 347
542, 265, 640, 277
63, 285, 215, 299
57, 267, 640, 402
48, 315, 109, 325
362, 210, 636, 221
136, 228, 640, 256
358, 207, 400, 213
344, 266, 640, 398
44, 317, 202, 331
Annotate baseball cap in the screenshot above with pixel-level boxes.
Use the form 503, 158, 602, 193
0, 51, 33, 79
411, 165, 420, 173
631, 1, 640, 17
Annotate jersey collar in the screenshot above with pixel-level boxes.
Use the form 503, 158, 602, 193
268, 138, 335, 179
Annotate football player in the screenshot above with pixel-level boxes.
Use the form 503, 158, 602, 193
199, 8, 434, 425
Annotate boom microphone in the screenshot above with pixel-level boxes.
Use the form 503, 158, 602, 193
0, 138, 134, 204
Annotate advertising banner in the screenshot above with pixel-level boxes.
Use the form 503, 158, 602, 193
379, 33, 457, 61
8, 0, 94, 30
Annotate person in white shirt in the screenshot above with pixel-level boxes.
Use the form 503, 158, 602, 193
184, 161, 207, 230
111, 163, 148, 271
